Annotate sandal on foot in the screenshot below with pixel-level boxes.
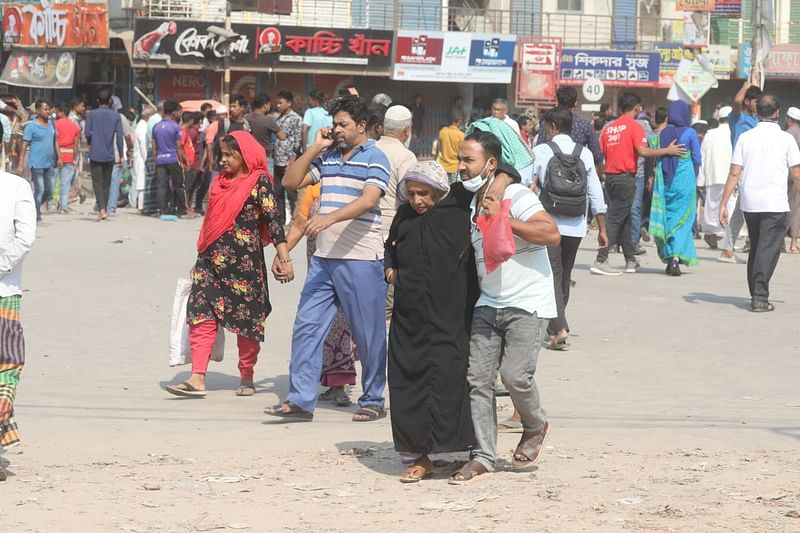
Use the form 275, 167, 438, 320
448, 459, 489, 485
333, 389, 352, 407
498, 419, 524, 434
165, 382, 206, 398
512, 421, 551, 469
352, 404, 386, 422
399, 458, 432, 484
318, 388, 338, 402
235, 384, 256, 397
264, 401, 313, 420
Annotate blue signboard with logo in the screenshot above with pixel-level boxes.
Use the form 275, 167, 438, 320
738, 43, 752, 78
559, 49, 660, 87
468, 36, 516, 68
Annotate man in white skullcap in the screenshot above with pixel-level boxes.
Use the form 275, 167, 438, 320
698, 105, 735, 252
786, 106, 800, 253
376, 105, 417, 324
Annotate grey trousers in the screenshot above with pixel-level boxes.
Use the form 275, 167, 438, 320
721, 194, 745, 252
467, 306, 547, 471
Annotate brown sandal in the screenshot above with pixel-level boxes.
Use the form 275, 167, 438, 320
399, 456, 432, 483
512, 421, 550, 469
235, 384, 256, 396
448, 459, 489, 485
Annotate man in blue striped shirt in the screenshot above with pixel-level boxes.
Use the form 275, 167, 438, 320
267, 96, 391, 422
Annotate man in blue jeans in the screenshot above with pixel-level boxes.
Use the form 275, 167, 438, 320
18, 101, 59, 221
265, 96, 390, 423
107, 110, 133, 214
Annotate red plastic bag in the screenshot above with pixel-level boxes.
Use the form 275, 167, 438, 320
476, 199, 515, 274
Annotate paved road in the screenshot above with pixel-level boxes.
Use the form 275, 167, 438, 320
5, 207, 800, 532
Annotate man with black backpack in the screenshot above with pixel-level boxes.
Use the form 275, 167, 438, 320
533, 107, 607, 350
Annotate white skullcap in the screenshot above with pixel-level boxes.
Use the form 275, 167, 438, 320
215, 105, 228, 114
385, 105, 412, 121
787, 106, 800, 121
718, 106, 732, 119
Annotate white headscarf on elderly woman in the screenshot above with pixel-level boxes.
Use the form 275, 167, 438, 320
397, 160, 450, 203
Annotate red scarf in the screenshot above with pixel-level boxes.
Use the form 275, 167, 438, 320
196, 130, 273, 253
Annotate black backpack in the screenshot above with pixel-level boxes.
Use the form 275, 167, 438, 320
540, 142, 588, 217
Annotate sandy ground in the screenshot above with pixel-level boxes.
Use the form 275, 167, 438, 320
3, 206, 800, 532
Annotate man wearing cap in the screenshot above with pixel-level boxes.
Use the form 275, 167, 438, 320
786, 106, 800, 253
376, 105, 417, 324
698, 105, 734, 252
720, 94, 800, 312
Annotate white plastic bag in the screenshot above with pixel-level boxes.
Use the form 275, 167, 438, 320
169, 278, 225, 366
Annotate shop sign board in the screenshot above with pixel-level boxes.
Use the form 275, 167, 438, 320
738, 43, 800, 79
2, 1, 109, 48
712, 0, 742, 17
392, 30, 516, 83
559, 49, 660, 87
0, 48, 75, 87
515, 37, 561, 105
676, 0, 715, 11
673, 58, 717, 102
132, 19, 392, 70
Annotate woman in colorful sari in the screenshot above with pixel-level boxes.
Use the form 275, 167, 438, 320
279, 183, 357, 407
1, 168, 36, 481
650, 100, 702, 276
165, 131, 293, 398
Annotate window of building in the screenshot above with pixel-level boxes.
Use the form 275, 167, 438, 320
557, 0, 582, 11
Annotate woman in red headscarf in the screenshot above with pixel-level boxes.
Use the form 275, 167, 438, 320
166, 131, 293, 398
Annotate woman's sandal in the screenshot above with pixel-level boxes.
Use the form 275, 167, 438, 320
264, 401, 313, 421
448, 459, 489, 485
235, 384, 256, 397
399, 457, 432, 484
512, 421, 551, 470
333, 389, 352, 407
318, 388, 338, 402
165, 381, 207, 398
352, 404, 386, 422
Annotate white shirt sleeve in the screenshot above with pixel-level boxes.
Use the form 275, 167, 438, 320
731, 133, 744, 166
583, 149, 606, 215
787, 135, 800, 168
0, 180, 36, 274
509, 185, 542, 221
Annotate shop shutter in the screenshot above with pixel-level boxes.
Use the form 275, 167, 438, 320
612, 0, 637, 49
790, 0, 800, 43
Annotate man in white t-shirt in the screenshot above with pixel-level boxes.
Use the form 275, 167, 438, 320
449, 130, 561, 485
721, 94, 800, 312
490, 98, 521, 136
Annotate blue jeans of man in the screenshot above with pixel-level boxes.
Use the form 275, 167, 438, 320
58, 163, 76, 211
630, 163, 645, 245
30, 167, 54, 221
107, 162, 125, 213
286, 256, 387, 413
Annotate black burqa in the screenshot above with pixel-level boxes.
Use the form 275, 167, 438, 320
385, 183, 479, 455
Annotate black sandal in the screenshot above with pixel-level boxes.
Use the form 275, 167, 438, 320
165, 381, 207, 398
352, 404, 386, 422
448, 459, 489, 485
264, 401, 313, 420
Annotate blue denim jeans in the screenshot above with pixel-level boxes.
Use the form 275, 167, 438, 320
30, 167, 55, 220
630, 164, 645, 245
58, 163, 76, 211
107, 162, 125, 213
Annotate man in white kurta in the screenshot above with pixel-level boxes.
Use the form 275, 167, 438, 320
697, 106, 734, 248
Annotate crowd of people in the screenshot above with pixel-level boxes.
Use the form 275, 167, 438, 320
2, 80, 800, 483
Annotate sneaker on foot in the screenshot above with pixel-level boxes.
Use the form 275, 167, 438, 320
590, 261, 623, 276
624, 260, 640, 273
633, 245, 647, 256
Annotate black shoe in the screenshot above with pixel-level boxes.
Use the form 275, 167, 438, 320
751, 301, 775, 312
666, 258, 682, 276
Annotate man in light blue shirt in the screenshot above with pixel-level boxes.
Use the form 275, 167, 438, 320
533, 106, 607, 348
302, 90, 331, 150
19, 101, 58, 221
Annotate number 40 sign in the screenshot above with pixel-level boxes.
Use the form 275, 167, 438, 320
582, 78, 605, 102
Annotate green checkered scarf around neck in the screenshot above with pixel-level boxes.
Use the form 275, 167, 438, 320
465, 117, 533, 170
